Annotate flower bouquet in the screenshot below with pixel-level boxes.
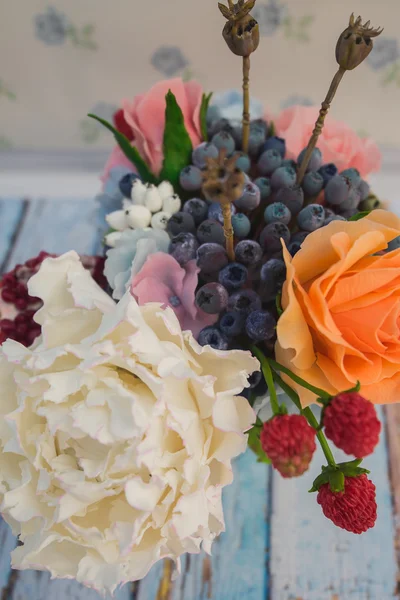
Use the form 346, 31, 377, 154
0, 4, 397, 597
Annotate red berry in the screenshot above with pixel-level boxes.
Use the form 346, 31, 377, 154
1, 289, 16, 303
0, 319, 15, 334
323, 392, 381, 458
260, 414, 316, 477
317, 474, 377, 534
113, 108, 134, 141
15, 298, 28, 310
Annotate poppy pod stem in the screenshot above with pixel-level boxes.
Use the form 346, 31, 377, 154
156, 558, 174, 600
296, 66, 346, 185
221, 201, 236, 261
242, 55, 251, 153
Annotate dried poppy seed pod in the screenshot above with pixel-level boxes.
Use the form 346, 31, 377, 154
219, 0, 259, 56
336, 13, 383, 70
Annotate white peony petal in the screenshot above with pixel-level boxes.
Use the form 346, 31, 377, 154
125, 476, 165, 511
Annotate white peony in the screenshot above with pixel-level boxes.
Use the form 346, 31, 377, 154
0, 252, 258, 595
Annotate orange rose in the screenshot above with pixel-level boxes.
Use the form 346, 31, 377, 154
276, 210, 400, 406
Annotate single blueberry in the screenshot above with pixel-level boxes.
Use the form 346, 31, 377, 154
118, 173, 140, 198
235, 152, 251, 173
318, 163, 338, 186
197, 243, 229, 274
232, 213, 251, 238
358, 180, 370, 201
228, 289, 262, 315
297, 204, 325, 232
248, 125, 267, 156
198, 326, 229, 350
211, 131, 236, 156
282, 159, 297, 170
245, 310, 277, 342
235, 181, 261, 210
219, 262, 248, 291
340, 167, 361, 188
208, 118, 235, 139
192, 142, 219, 169
169, 232, 199, 266
167, 212, 196, 236
270, 166, 297, 190
254, 177, 272, 201
219, 311, 246, 337
248, 370, 263, 389
257, 149, 282, 176
197, 219, 226, 245
195, 282, 229, 314
259, 258, 286, 301
207, 202, 236, 225
297, 147, 322, 172
235, 240, 263, 265
259, 136, 286, 158
264, 202, 291, 225
340, 186, 361, 211
260, 222, 290, 252
183, 198, 208, 225
324, 214, 347, 225
302, 171, 324, 198
179, 165, 203, 191
324, 174, 351, 206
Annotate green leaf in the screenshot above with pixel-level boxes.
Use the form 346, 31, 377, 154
200, 92, 213, 142
248, 426, 271, 464
159, 91, 194, 189
87, 114, 157, 183
275, 291, 283, 316
349, 211, 371, 221
309, 471, 330, 493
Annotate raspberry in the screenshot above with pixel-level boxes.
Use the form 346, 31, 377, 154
260, 414, 316, 477
317, 474, 377, 534
323, 392, 381, 458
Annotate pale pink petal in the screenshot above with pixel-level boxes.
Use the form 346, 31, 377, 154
180, 260, 200, 320
101, 146, 137, 183
131, 277, 172, 307
122, 98, 157, 174
184, 80, 204, 141
130, 253, 185, 297
181, 311, 218, 338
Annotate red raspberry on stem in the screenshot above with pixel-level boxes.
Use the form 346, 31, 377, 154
260, 413, 316, 477
323, 392, 381, 458
317, 473, 377, 534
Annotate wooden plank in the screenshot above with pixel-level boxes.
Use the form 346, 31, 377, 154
0, 199, 134, 600
269, 407, 398, 600
385, 404, 400, 593
137, 450, 270, 600
3, 198, 103, 272
0, 198, 27, 273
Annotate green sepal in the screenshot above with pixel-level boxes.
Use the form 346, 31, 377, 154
87, 114, 158, 184
247, 425, 271, 464
329, 470, 345, 493
199, 92, 213, 141
309, 459, 370, 493
159, 91, 193, 190
276, 291, 283, 316
348, 211, 371, 222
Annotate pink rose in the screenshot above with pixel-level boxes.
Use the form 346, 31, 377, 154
274, 106, 381, 178
130, 253, 217, 338
103, 78, 203, 181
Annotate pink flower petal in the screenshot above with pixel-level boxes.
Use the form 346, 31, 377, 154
130, 253, 185, 296
184, 80, 204, 140
101, 146, 137, 183
180, 260, 200, 320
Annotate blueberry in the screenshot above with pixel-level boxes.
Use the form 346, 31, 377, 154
287, 231, 309, 257
340, 208, 359, 219
169, 233, 199, 266
271, 166, 297, 190
206, 105, 221, 126
207, 202, 236, 225
297, 204, 325, 232
198, 326, 229, 350
228, 289, 262, 315
197, 219, 226, 245
260, 258, 286, 302
183, 198, 208, 225
257, 149, 282, 176
179, 165, 203, 191
197, 243, 229, 274
251, 118, 268, 136
358, 180, 370, 201
219, 311, 246, 337
232, 213, 251, 238
264, 202, 291, 225
245, 310, 277, 341
235, 182, 261, 210
318, 163, 338, 186
167, 212, 196, 236
302, 171, 324, 197
248, 121, 267, 156
324, 175, 351, 206
192, 142, 219, 169
324, 214, 346, 225
260, 222, 290, 252
340, 168, 361, 188
259, 136, 286, 158
388, 235, 400, 251
118, 173, 140, 198
297, 147, 322, 172
234, 152, 251, 173
282, 159, 297, 170
235, 240, 263, 265
211, 131, 236, 156
218, 262, 248, 291
340, 186, 361, 211
195, 282, 229, 314
208, 118, 235, 138
254, 177, 272, 201
287, 240, 302, 257
248, 370, 263, 389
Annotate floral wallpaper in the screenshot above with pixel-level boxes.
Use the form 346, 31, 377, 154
0, 0, 399, 152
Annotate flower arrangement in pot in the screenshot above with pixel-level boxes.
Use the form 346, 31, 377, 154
0, 4, 397, 597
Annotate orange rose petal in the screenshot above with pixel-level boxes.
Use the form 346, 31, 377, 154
362, 373, 400, 404
328, 268, 400, 310
329, 286, 400, 314
342, 353, 383, 385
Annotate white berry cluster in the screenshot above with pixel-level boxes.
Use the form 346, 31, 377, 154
105, 180, 182, 247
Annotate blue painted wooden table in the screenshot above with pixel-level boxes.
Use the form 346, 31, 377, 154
1, 197, 400, 600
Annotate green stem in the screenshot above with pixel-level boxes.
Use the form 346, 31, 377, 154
269, 359, 331, 400
252, 346, 280, 415
272, 370, 337, 468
